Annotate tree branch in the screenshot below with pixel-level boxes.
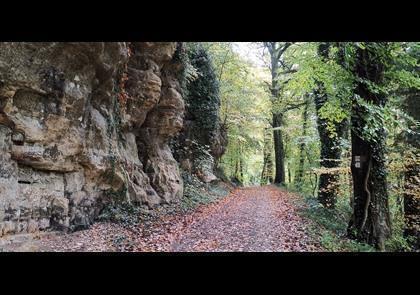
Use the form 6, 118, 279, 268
283, 101, 307, 112
277, 69, 298, 75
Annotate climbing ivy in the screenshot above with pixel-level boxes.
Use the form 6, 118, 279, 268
184, 43, 221, 136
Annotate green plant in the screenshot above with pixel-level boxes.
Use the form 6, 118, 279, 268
294, 191, 375, 252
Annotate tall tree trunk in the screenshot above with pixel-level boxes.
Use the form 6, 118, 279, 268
314, 43, 346, 208
268, 42, 286, 185
403, 88, 420, 250
273, 113, 285, 184
264, 42, 294, 186
296, 102, 309, 186
315, 98, 345, 208
347, 44, 391, 251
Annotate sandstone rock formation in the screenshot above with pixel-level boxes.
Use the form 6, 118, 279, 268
0, 42, 185, 236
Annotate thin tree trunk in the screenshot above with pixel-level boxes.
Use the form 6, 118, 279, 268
314, 43, 346, 208
296, 102, 309, 186
234, 145, 239, 181
239, 150, 244, 183
261, 161, 267, 185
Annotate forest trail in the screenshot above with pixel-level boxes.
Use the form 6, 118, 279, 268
170, 186, 320, 251
0, 186, 322, 252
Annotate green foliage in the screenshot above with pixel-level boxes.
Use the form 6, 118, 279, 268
174, 42, 200, 97
300, 194, 375, 252
204, 42, 271, 185
185, 43, 221, 134
386, 194, 412, 251
318, 99, 349, 138
181, 42, 419, 251
284, 43, 353, 137
173, 43, 223, 180
181, 169, 230, 212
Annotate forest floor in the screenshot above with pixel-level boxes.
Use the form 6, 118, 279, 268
0, 185, 324, 252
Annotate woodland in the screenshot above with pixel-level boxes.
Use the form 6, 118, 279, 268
0, 42, 418, 252
203, 42, 419, 251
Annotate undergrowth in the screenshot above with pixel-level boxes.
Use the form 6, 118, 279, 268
97, 169, 231, 228
288, 182, 413, 252
180, 169, 231, 212
285, 185, 376, 252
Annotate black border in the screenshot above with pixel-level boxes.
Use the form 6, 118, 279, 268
0, 2, 418, 277
1, 3, 418, 41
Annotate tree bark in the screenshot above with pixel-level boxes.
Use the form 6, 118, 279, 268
347, 44, 391, 251
296, 102, 309, 186
261, 127, 274, 185
273, 112, 285, 184
314, 43, 346, 208
265, 42, 292, 186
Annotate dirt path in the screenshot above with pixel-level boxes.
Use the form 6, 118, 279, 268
170, 186, 320, 252
1, 186, 322, 252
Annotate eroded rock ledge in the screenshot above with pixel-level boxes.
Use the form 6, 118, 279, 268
0, 42, 187, 235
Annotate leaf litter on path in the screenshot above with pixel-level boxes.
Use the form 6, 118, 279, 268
37, 185, 323, 252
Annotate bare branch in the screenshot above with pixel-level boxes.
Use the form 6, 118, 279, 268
277, 69, 298, 76
283, 101, 307, 112
276, 42, 294, 60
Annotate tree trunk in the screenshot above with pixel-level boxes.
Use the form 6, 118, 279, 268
261, 161, 267, 185
234, 145, 240, 181
239, 151, 244, 183
268, 42, 286, 185
273, 112, 285, 184
296, 102, 309, 186
261, 127, 274, 185
403, 88, 420, 250
315, 104, 343, 208
314, 43, 346, 208
347, 44, 391, 251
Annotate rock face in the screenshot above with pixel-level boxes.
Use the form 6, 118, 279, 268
0, 42, 185, 236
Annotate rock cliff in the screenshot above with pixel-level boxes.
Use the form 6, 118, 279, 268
0, 42, 190, 236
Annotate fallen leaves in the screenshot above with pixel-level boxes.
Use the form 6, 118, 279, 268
37, 185, 323, 252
